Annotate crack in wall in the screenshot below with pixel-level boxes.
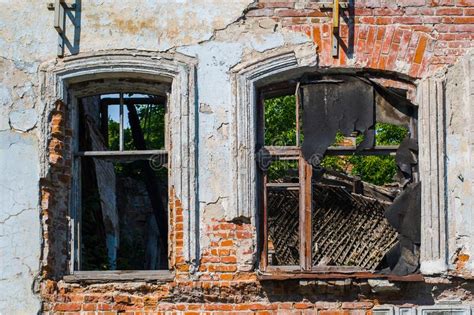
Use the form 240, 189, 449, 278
0, 208, 35, 224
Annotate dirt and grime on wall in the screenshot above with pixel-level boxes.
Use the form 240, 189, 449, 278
1, 0, 474, 314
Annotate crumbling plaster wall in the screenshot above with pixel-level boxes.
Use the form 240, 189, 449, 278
1, 0, 474, 314
445, 51, 474, 275
0, 1, 311, 313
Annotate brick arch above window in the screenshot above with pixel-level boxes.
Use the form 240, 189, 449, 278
287, 24, 434, 79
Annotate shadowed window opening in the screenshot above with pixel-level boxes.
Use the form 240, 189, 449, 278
77, 93, 168, 271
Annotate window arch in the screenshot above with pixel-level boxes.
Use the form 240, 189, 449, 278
232, 51, 446, 277
40, 52, 199, 279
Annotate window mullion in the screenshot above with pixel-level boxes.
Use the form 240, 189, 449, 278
299, 157, 312, 270
295, 82, 301, 146
261, 172, 269, 271
119, 92, 124, 151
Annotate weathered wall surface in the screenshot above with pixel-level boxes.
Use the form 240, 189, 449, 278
0, 0, 474, 314
445, 51, 474, 275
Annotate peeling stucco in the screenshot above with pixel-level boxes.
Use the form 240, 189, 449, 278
0, 0, 473, 313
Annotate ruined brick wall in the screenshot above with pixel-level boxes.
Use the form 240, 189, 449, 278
251, 0, 474, 77
1, 0, 474, 314
39, 1, 474, 314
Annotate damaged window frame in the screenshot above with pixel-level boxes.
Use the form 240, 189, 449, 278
66, 79, 175, 282
256, 74, 423, 280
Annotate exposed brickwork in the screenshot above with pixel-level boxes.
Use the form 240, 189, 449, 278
40, 99, 73, 279
253, 0, 474, 77
39, 1, 474, 313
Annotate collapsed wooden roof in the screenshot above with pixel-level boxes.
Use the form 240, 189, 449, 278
267, 173, 399, 270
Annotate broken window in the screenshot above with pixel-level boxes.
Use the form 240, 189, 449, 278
75, 92, 169, 271
257, 75, 420, 276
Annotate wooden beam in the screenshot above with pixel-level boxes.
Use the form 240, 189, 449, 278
100, 97, 167, 106
257, 271, 424, 282
76, 150, 167, 158
332, 0, 340, 57
63, 270, 174, 283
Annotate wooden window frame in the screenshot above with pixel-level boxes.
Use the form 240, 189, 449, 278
42, 52, 198, 282
257, 82, 423, 281
72, 92, 170, 274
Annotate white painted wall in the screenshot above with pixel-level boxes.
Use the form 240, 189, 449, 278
0, 0, 473, 313
0, 1, 312, 313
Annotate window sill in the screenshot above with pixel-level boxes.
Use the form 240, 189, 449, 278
63, 270, 175, 283
257, 270, 424, 282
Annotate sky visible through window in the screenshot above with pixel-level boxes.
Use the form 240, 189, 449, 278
101, 93, 151, 128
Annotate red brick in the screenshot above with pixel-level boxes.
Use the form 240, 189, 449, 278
370, 39, 383, 68
220, 273, 234, 280
313, 25, 322, 52
357, 25, 369, 40
381, 26, 395, 54
322, 24, 331, 37
375, 16, 394, 24
457, 0, 474, 6
261, 1, 294, 8
436, 8, 463, 15
204, 304, 234, 311
365, 26, 377, 54
414, 36, 429, 63
378, 55, 388, 70
409, 63, 421, 77
397, 0, 426, 7
392, 29, 403, 43
451, 16, 474, 23
294, 302, 313, 309
386, 43, 400, 69
54, 303, 81, 312
464, 8, 474, 15
354, 8, 373, 15
405, 7, 435, 15
275, 9, 328, 17
220, 240, 233, 246
221, 256, 237, 263
82, 303, 97, 311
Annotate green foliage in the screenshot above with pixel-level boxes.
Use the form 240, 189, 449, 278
263, 95, 408, 185
108, 103, 166, 151
268, 160, 299, 182
264, 95, 297, 146
264, 96, 298, 180
348, 123, 407, 185
322, 123, 408, 185
108, 102, 167, 179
